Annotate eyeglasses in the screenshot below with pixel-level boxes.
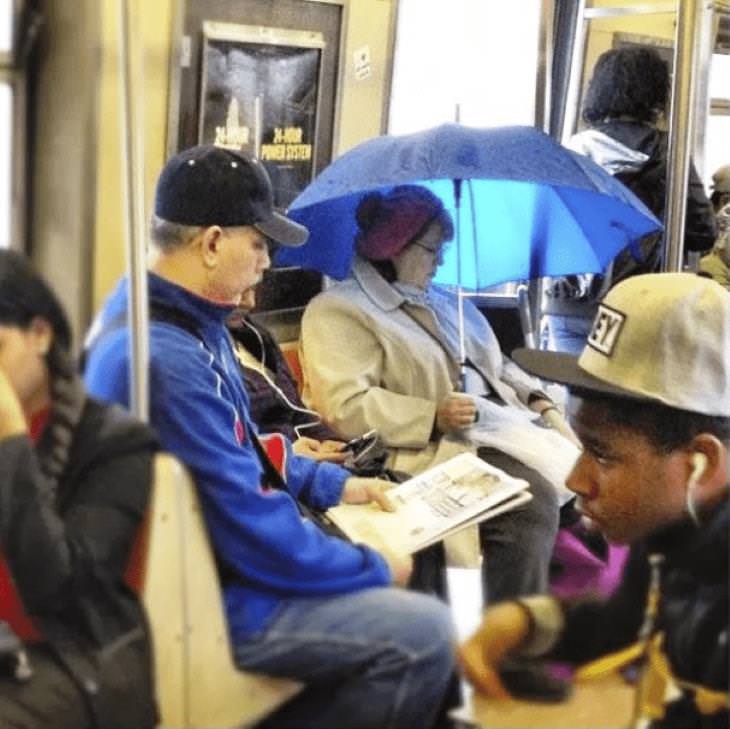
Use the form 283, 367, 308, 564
411, 240, 446, 254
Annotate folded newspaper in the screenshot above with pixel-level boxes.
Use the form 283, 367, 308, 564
326, 452, 532, 554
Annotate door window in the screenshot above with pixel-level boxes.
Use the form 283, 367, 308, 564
389, 0, 542, 133
1, 0, 13, 249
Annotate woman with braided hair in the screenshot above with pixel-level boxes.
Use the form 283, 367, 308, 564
0, 250, 158, 728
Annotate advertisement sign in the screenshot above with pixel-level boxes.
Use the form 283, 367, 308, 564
199, 22, 325, 208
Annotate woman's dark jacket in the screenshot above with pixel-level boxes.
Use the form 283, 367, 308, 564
0, 398, 159, 728
588, 120, 716, 253
551, 498, 729, 728
227, 315, 339, 442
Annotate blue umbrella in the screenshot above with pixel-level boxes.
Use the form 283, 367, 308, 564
277, 124, 661, 291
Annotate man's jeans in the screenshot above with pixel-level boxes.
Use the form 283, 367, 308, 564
234, 587, 455, 729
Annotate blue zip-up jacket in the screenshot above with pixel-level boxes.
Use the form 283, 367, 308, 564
84, 273, 390, 640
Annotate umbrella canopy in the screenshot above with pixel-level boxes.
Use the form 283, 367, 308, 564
277, 124, 662, 291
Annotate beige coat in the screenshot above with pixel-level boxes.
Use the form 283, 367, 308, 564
300, 257, 547, 476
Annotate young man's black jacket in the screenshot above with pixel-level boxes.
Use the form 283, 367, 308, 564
0, 398, 159, 729
550, 498, 729, 729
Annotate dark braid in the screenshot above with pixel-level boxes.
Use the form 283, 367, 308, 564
36, 344, 86, 493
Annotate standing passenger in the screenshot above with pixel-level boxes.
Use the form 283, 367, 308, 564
709, 164, 730, 214
0, 251, 157, 729
545, 46, 717, 353
699, 204, 730, 289
84, 145, 455, 729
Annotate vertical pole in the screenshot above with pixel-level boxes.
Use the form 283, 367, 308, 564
535, 0, 555, 134
118, 0, 149, 421
663, 0, 701, 272
517, 285, 537, 349
453, 178, 467, 390
254, 95, 263, 158
560, 0, 587, 145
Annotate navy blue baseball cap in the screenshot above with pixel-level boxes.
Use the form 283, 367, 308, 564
154, 145, 308, 246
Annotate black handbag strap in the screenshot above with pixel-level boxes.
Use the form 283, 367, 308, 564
249, 432, 350, 540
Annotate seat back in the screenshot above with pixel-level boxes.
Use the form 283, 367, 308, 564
142, 453, 302, 729
279, 340, 304, 393
141, 453, 188, 727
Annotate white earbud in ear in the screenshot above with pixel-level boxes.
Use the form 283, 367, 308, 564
686, 452, 708, 527
689, 452, 708, 488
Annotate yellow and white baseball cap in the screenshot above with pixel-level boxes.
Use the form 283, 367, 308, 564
514, 273, 730, 417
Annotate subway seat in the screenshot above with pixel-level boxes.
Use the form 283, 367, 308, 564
142, 453, 302, 729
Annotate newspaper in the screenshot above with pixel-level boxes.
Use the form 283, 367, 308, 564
325, 452, 532, 554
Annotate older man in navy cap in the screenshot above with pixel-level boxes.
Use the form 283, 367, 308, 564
85, 146, 456, 729
459, 273, 729, 729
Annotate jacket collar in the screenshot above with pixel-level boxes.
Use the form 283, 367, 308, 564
647, 496, 729, 579
351, 255, 408, 312
567, 128, 649, 176
148, 272, 235, 334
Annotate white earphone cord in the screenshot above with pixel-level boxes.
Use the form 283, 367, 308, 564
237, 320, 324, 439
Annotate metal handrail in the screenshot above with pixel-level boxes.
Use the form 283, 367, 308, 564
663, 0, 701, 272
118, 0, 149, 421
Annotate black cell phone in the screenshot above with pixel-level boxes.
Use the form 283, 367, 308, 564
498, 660, 572, 703
344, 430, 377, 456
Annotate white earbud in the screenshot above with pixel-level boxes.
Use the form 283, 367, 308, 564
689, 452, 707, 488
686, 452, 708, 526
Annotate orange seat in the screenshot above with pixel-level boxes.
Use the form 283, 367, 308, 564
280, 340, 304, 393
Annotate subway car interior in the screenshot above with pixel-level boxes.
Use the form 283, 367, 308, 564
0, 1, 729, 728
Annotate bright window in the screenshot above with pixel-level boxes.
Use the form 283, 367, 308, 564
389, 0, 542, 134
0, 81, 10, 248
0, 0, 11, 56
1, 0, 15, 249
708, 53, 730, 99
705, 53, 730, 184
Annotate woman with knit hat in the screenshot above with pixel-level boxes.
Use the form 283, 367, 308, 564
301, 185, 580, 603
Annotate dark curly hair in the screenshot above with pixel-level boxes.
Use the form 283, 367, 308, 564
571, 388, 730, 451
582, 47, 670, 125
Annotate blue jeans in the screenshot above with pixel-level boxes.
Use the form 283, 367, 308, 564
234, 587, 455, 729
541, 314, 593, 355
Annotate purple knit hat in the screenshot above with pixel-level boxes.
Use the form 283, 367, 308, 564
355, 185, 453, 261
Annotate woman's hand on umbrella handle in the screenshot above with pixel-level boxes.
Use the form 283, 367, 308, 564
436, 393, 477, 434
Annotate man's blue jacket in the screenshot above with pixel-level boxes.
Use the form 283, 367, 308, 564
84, 273, 390, 640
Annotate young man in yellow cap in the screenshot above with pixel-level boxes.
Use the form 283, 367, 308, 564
460, 273, 729, 729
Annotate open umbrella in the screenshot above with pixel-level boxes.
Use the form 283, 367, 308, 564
277, 124, 661, 291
